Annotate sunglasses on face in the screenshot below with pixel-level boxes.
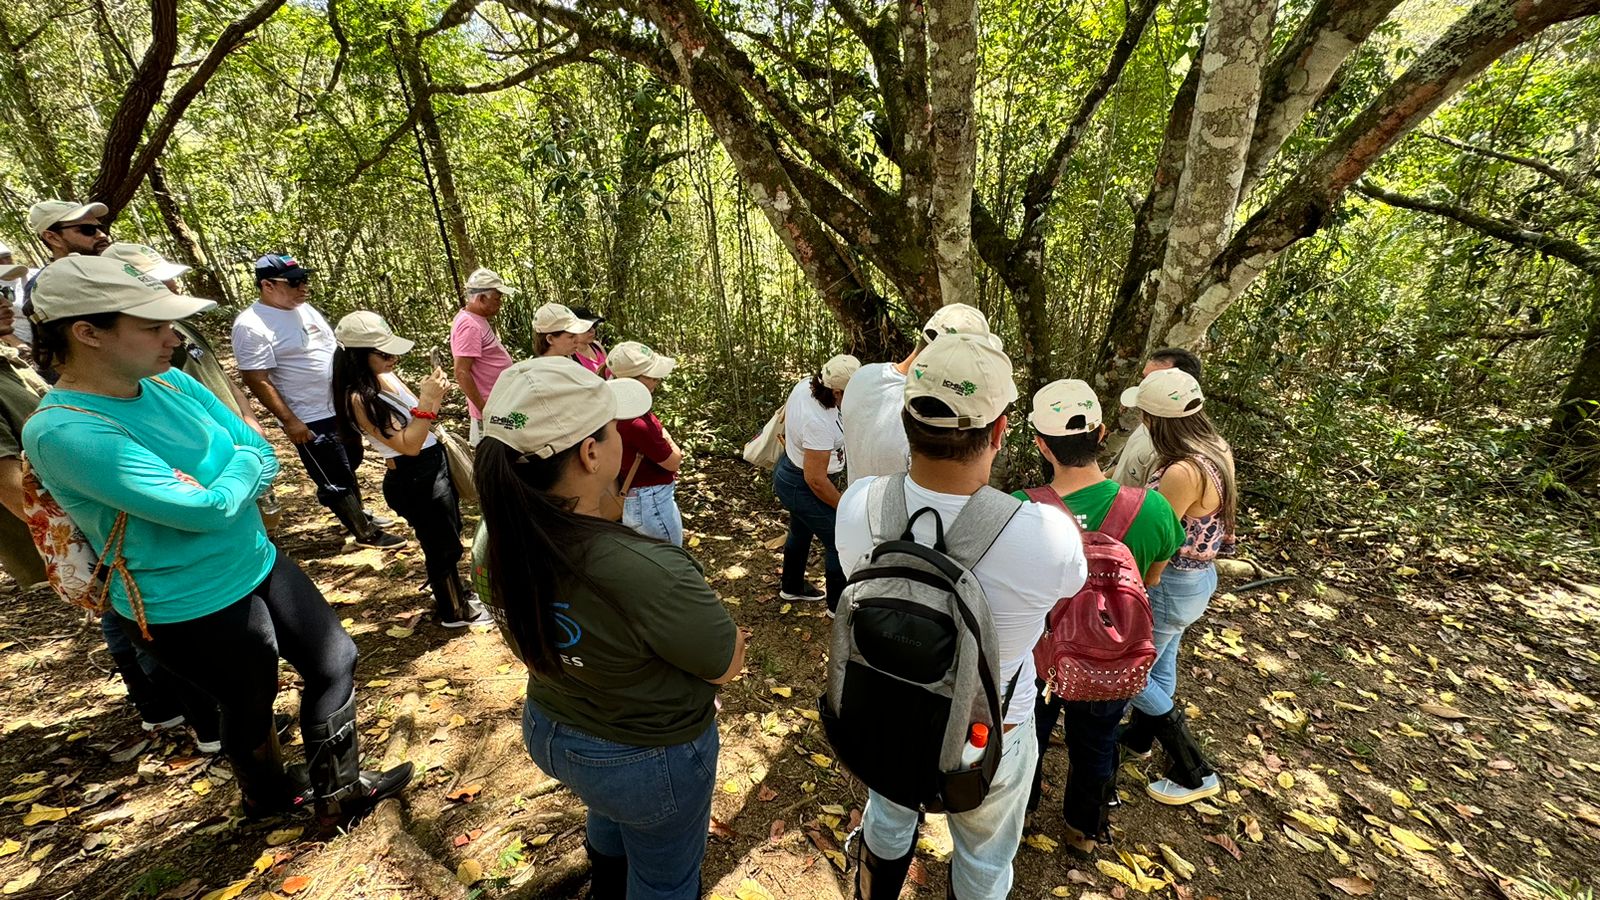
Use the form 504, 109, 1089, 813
373, 350, 397, 361
271, 277, 309, 289
50, 223, 108, 238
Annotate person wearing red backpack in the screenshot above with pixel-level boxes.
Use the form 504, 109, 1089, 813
1015, 379, 1185, 854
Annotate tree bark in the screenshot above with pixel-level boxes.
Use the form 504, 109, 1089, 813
147, 163, 231, 305
1147, 0, 1276, 354
393, 28, 479, 276
925, 0, 980, 308
1157, 0, 1600, 352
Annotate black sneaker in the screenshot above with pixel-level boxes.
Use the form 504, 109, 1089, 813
779, 582, 827, 602
440, 598, 495, 629
355, 530, 407, 549
365, 510, 396, 528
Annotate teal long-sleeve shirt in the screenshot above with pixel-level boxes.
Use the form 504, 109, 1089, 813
21, 368, 279, 624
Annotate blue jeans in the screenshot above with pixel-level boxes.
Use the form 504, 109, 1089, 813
624, 482, 684, 546
862, 715, 1039, 900
1131, 563, 1218, 717
771, 456, 843, 606
522, 701, 718, 899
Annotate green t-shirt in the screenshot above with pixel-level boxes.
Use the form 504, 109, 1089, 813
1012, 480, 1185, 578
0, 363, 40, 460
471, 523, 736, 746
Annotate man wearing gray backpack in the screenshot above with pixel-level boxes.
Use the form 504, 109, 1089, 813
833, 334, 1087, 900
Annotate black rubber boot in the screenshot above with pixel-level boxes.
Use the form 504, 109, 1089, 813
1062, 770, 1113, 848
853, 831, 914, 900
585, 840, 628, 899
330, 493, 404, 548
233, 727, 313, 820
1151, 706, 1215, 789
1116, 708, 1157, 757
302, 692, 413, 828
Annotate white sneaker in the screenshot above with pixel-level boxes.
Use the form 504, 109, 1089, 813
196, 739, 222, 754
141, 715, 185, 731
441, 598, 495, 629
1146, 773, 1221, 805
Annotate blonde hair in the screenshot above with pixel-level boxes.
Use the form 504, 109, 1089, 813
1146, 410, 1236, 532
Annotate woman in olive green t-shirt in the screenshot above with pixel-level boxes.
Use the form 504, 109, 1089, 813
473, 357, 745, 900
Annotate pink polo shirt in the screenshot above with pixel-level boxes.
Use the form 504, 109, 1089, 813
450, 309, 513, 419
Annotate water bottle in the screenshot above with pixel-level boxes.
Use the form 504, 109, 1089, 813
960, 723, 990, 768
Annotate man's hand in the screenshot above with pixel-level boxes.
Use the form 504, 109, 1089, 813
284, 419, 314, 444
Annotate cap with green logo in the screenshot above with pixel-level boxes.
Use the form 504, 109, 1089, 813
609, 341, 676, 380
334, 310, 415, 355
903, 332, 1017, 429
482, 357, 652, 458
1120, 367, 1204, 418
102, 242, 190, 283
821, 354, 861, 389
1028, 379, 1102, 436
29, 254, 216, 324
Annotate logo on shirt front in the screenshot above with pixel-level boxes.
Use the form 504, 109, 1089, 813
490, 411, 528, 430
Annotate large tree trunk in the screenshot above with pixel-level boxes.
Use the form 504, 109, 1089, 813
1147, 0, 1276, 355
393, 28, 478, 279
1550, 285, 1600, 484
147, 163, 231, 305
925, 0, 980, 307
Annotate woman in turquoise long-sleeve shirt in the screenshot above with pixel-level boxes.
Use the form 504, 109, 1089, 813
21, 255, 409, 827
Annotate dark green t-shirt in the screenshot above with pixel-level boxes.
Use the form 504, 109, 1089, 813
1012, 480, 1186, 578
471, 522, 736, 746
0, 363, 40, 459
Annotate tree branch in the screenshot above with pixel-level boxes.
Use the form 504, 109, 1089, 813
434, 41, 592, 94
324, 0, 351, 95
1354, 180, 1600, 273
87, 0, 179, 218
419, 0, 482, 39
1420, 131, 1600, 205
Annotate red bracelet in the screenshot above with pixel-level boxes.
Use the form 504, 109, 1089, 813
411, 407, 438, 421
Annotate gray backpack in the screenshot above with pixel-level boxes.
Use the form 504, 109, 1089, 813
820, 475, 1022, 813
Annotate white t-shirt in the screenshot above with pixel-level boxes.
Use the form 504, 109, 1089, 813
4, 271, 35, 346
836, 475, 1087, 727
783, 377, 845, 474
365, 374, 437, 460
841, 362, 910, 486
231, 301, 338, 422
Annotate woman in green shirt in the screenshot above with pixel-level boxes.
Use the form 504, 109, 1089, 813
20, 256, 409, 827
473, 357, 745, 900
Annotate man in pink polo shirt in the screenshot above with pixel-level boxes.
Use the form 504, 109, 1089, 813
451, 268, 516, 444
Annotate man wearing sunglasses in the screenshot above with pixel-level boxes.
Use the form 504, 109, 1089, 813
233, 254, 403, 548
27, 199, 113, 260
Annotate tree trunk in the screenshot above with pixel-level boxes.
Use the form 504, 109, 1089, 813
925, 0, 980, 307
1550, 284, 1600, 484
1147, 0, 1276, 355
147, 163, 231, 305
393, 29, 478, 278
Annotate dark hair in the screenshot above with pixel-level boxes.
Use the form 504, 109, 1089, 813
27, 308, 121, 372
1040, 426, 1105, 470
901, 397, 995, 461
809, 374, 838, 409
535, 332, 560, 356
475, 428, 637, 677
1149, 347, 1203, 381
331, 347, 405, 444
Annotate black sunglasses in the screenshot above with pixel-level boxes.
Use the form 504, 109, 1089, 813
373, 350, 397, 361
50, 223, 108, 238
271, 276, 309, 288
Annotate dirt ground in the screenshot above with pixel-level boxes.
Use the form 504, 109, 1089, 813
0, 439, 1596, 900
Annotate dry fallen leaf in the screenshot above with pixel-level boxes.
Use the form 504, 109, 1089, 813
757, 784, 778, 802
266, 827, 304, 847
1328, 876, 1376, 896
1204, 833, 1243, 860
280, 875, 312, 894
768, 819, 786, 842
1419, 703, 1469, 720
1388, 825, 1437, 852
456, 859, 483, 885
1, 868, 40, 895
446, 784, 483, 803
709, 817, 737, 843
199, 879, 254, 900
21, 803, 76, 826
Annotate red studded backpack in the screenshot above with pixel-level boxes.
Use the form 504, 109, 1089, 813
1022, 486, 1156, 702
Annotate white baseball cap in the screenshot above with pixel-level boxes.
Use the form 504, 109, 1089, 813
1029, 379, 1102, 436
334, 310, 415, 355
532, 302, 596, 335
28, 200, 109, 236
465, 267, 515, 296
609, 341, 677, 380
29, 254, 215, 324
102, 243, 190, 283
482, 357, 652, 459
1121, 367, 1205, 418
904, 332, 1017, 429
821, 354, 861, 389
0, 264, 24, 283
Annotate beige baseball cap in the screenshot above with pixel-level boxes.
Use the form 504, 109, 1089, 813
0, 264, 24, 282
532, 302, 596, 335
29, 254, 215, 324
609, 341, 676, 380
465, 267, 515, 296
1029, 379, 1102, 436
820, 354, 861, 389
482, 357, 652, 459
28, 200, 109, 236
1121, 367, 1204, 418
904, 332, 1017, 429
334, 310, 415, 355
102, 243, 190, 283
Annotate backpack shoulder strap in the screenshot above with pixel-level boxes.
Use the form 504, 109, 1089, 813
1022, 485, 1068, 513
1099, 486, 1147, 542
942, 486, 1022, 571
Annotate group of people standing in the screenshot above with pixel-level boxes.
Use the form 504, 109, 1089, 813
1, 198, 1237, 899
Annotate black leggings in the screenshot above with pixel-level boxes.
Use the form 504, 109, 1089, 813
382, 444, 464, 618
115, 552, 357, 753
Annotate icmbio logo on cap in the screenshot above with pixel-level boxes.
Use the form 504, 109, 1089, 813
490, 411, 528, 430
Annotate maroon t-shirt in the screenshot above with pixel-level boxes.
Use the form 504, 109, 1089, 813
619, 412, 675, 489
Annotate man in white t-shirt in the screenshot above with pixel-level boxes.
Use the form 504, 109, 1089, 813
842, 303, 1002, 486
836, 334, 1087, 900
1111, 347, 1203, 488
233, 255, 402, 547
0, 244, 33, 350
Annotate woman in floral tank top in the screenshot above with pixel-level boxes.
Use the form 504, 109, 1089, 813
1114, 368, 1237, 806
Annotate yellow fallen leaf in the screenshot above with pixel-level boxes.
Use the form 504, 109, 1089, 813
1097, 859, 1142, 890
1390, 790, 1411, 808
1388, 825, 1437, 852
1277, 772, 1295, 790
200, 879, 254, 900
734, 878, 776, 900
1285, 809, 1337, 835
424, 679, 449, 690
8, 773, 44, 786
192, 778, 212, 795
1159, 843, 1195, 879
809, 753, 833, 769
456, 858, 483, 885
1024, 833, 1058, 853
0, 840, 17, 858
364, 679, 391, 688
253, 851, 275, 873
266, 826, 304, 846
1, 868, 40, 895
0, 787, 46, 804
386, 626, 414, 638
798, 708, 821, 722
723, 780, 742, 794
770, 686, 793, 698
21, 804, 75, 826
530, 833, 554, 847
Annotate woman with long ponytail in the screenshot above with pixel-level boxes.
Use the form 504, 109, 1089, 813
471, 357, 745, 899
